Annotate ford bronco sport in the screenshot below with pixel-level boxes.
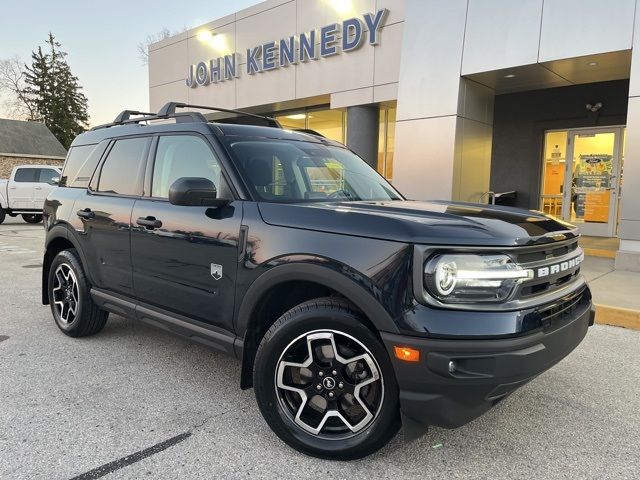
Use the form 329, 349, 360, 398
42, 103, 594, 459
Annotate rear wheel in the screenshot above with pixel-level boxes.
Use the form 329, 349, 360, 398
48, 249, 108, 337
22, 213, 43, 223
0, 208, 5, 224
253, 298, 400, 460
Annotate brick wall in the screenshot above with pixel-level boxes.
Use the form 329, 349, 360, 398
0, 156, 65, 178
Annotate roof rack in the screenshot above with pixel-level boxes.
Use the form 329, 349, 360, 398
112, 110, 156, 123
91, 102, 281, 131
158, 102, 281, 128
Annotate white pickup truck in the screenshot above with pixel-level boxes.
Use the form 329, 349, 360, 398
0, 165, 61, 224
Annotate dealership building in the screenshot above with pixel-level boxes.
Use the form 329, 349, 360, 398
149, 0, 640, 270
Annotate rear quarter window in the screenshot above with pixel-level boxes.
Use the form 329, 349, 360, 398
61, 142, 108, 188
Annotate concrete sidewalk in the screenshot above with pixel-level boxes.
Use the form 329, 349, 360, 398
581, 256, 640, 329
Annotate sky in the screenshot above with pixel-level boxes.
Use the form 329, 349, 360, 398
0, 0, 261, 126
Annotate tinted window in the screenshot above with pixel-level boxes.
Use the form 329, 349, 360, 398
37, 168, 60, 183
61, 144, 106, 188
98, 137, 149, 195
228, 140, 402, 203
152, 135, 222, 199
13, 168, 37, 183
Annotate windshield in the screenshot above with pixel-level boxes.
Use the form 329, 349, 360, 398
227, 139, 402, 202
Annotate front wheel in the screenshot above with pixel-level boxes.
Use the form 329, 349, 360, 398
253, 298, 400, 460
22, 213, 43, 223
0, 208, 5, 224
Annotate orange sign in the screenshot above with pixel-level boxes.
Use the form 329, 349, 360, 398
584, 191, 610, 223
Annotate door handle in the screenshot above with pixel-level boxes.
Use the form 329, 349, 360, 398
77, 208, 95, 220
34, 186, 42, 190
9, 186, 16, 189
136, 216, 162, 229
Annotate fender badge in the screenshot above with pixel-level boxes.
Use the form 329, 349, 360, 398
210, 263, 223, 281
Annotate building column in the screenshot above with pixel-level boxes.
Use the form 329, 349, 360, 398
392, 0, 494, 203
346, 105, 379, 169
616, 5, 640, 270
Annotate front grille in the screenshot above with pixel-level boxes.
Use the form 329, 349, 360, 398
512, 239, 583, 300
513, 239, 579, 264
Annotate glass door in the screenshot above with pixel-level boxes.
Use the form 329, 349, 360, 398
562, 128, 623, 237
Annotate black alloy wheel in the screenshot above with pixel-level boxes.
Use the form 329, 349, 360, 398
48, 249, 108, 337
253, 298, 400, 459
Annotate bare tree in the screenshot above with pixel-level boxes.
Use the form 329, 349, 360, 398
0, 56, 37, 120
137, 27, 172, 65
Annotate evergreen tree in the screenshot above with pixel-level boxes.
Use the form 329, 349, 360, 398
23, 33, 89, 149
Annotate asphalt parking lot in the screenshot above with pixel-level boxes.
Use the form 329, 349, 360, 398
0, 216, 639, 479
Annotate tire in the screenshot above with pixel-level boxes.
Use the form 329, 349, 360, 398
0, 208, 5, 225
22, 213, 43, 223
253, 297, 400, 460
47, 249, 108, 337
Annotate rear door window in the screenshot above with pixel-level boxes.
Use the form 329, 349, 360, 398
13, 168, 38, 183
97, 137, 150, 196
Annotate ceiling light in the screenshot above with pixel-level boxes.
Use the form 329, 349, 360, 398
587, 61, 598, 67
197, 30, 214, 42
285, 114, 306, 120
504, 74, 516, 79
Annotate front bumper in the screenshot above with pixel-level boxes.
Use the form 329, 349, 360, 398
381, 288, 594, 429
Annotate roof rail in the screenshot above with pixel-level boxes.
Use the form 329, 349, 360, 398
90, 101, 281, 131
158, 102, 281, 128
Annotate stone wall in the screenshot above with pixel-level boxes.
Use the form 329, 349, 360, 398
0, 156, 65, 178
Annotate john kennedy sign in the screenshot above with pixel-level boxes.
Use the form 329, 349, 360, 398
186, 8, 389, 88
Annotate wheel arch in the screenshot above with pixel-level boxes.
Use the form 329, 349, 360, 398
236, 262, 400, 389
42, 225, 89, 305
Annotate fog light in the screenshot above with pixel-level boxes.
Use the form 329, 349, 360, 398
448, 360, 456, 373
394, 346, 420, 362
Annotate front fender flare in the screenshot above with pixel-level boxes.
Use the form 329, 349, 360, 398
235, 261, 401, 338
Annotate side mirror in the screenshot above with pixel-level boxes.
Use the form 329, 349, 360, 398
168, 177, 230, 207
50, 176, 60, 185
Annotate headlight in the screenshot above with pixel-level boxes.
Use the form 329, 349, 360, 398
424, 254, 533, 303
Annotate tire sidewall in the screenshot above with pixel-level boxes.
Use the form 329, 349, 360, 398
254, 304, 400, 459
48, 250, 89, 334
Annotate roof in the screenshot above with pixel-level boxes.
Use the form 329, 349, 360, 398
0, 118, 67, 158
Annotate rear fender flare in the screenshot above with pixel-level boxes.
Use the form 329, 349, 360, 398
42, 224, 94, 303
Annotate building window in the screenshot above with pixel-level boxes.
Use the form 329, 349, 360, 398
541, 127, 625, 237
378, 106, 396, 182
274, 108, 346, 143
276, 112, 306, 131
540, 130, 568, 216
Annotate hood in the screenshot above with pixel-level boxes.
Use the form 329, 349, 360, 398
257, 200, 578, 247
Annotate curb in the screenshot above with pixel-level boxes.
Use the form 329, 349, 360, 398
582, 248, 616, 259
594, 304, 640, 330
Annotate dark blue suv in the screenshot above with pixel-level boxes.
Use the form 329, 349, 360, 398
42, 103, 594, 459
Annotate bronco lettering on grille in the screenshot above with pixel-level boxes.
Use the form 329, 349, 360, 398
537, 253, 584, 278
